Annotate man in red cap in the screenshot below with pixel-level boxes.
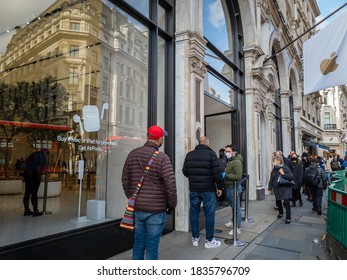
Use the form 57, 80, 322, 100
122, 125, 177, 260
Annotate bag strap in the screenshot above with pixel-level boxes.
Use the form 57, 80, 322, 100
129, 150, 159, 200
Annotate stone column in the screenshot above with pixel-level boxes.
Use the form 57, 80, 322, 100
175, 0, 206, 232
280, 90, 292, 155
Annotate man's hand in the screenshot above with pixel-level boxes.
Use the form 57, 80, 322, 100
216, 189, 222, 197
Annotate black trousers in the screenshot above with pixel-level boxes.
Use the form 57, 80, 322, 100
292, 186, 302, 203
276, 199, 291, 220
23, 171, 41, 211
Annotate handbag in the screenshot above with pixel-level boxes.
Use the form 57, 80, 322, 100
120, 150, 159, 231
277, 174, 295, 186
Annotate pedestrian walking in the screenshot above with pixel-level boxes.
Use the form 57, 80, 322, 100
304, 158, 327, 215
290, 153, 304, 207
268, 155, 294, 224
182, 136, 224, 249
122, 125, 177, 260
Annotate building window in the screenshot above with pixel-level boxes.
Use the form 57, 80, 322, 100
70, 45, 79, 57
70, 22, 80, 30
92, 51, 97, 63
102, 76, 108, 93
102, 56, 109, 69
324, 112, 330, 125
69, 67, 79, 84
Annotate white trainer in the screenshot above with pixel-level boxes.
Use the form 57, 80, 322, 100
204, 238, 221, 249
225, 221, 233, 228
192, 237, 200, 247
228, 227, 241, 236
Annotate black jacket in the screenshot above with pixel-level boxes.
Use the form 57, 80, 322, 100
182, 144, 224, 192
292, 161, 304, 187
268, 164, 293, 200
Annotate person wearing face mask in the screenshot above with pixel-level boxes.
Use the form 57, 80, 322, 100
122, 125, 177, 260
223, 145, 243, 236
290, 153, 304, 207
268, 155, 294, 224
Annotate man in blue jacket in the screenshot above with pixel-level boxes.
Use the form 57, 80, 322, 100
182, 136, 224, 249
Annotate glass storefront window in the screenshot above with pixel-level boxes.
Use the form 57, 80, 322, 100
0, 0, 152, 247
157, 36, 166, 150
205, 47, 234, 83
158, 5, 166, 31
204, 72, 234, 106
203, 0, 233, 61
122, 0, 149, 17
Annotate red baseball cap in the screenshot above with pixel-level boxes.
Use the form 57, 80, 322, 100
147, 125, 168, 140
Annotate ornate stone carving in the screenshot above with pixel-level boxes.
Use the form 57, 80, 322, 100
259, 0, 270, 23
189, 56, 207, 77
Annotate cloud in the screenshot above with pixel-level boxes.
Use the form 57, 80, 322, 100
207, 0, 225, 29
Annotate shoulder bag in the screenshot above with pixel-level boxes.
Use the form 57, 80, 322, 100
120, 150, 159, 231
277, 174, 295, 187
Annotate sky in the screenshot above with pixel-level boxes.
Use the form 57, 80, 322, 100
316, 0, 347, 29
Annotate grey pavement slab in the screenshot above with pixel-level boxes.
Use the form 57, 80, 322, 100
109, 193, 328, 260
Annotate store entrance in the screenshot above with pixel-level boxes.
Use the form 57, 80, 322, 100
204, 93, 235, 207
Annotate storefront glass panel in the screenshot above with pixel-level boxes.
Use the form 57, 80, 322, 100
0, 0, 151, 247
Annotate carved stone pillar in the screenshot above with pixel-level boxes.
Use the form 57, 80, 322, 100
175, 0, 206, 231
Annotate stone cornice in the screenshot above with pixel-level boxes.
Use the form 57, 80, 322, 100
280, 90, 292, 98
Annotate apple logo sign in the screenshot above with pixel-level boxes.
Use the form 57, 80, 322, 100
320, 52, 338, 75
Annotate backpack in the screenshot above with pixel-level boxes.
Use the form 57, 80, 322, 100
305, 167, 320, 186
331, 160, 340, 170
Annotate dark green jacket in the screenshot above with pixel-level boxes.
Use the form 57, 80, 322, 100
224, 154, 243, 187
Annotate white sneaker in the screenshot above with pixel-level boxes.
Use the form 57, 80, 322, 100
225, 221, 233, 228
204, 238, 221, 249
228, 227, 241, 236
192, 237, 200, 247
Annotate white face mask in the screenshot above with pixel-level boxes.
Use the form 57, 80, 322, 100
225, 152, 232, 159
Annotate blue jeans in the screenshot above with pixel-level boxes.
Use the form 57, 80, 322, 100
133, 211, 167, 260
325, 171, 331, 184
226, 184, 243, 228
190, 191, 216, 242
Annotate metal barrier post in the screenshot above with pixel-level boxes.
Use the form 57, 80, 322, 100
42, 154, 52, 215
225, 181, 245, 247
243, 175, 254, 223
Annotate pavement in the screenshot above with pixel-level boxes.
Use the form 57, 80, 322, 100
109, 191, 329, 260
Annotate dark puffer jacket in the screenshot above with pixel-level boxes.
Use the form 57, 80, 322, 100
122, 141, 177, 213
182, 144, 224, 192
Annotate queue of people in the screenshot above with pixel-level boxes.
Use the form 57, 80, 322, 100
267, 150, 331, 223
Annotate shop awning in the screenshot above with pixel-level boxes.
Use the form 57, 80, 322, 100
309, 142, 330, 151
0, 120, 71, 131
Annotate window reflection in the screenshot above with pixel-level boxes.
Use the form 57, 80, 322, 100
157, 37, 166, 150
121, 0, 149, 17
158, 5, 166, 31
203, 0, 233, 60
0, 0, 149, 246
205, 48, 234, 82
204, 73, 234, 106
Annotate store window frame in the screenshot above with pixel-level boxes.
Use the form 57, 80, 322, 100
114, 0, 175, 159
203, 0, 245, 163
